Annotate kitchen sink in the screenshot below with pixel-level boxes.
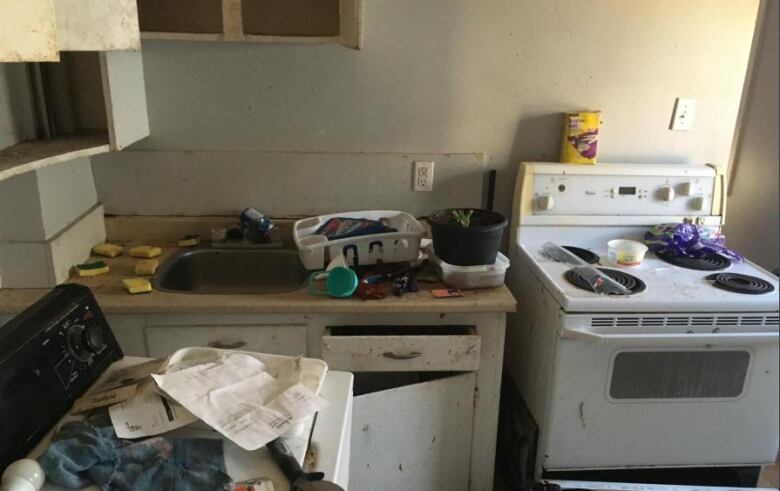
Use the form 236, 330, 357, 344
154, 247, 308, 294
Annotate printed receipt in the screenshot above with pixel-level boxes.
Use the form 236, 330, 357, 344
109, 379, 198, 438
151, 353, 328, 450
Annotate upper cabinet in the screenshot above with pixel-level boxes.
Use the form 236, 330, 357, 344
0, 51, 149, 182
0, 0, 141, 62
137, 0, 363, 49
0, 0, 148, 182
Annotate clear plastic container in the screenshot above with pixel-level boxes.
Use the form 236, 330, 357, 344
427, 245, 510, 289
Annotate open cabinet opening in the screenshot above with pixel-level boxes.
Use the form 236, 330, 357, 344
353, 371, 458, 396
242, 0, 340, 37
43, 52, 108, 138
137, 0, 224, 34
1, 50, 149, 182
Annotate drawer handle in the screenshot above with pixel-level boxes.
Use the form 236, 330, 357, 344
382, 351, 423, 360
207, 340, 247, 350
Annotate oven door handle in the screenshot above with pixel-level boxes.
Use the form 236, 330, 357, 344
563, 328, 780, 346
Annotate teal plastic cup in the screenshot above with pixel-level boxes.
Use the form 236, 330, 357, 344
308, 266, 358, 298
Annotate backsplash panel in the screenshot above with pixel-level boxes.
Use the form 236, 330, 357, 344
92, 151, 484, 217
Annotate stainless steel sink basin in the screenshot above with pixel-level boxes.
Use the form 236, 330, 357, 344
154, 248, 307, 294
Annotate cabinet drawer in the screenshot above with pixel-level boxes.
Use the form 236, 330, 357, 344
144, 325, 307, 358
322, 326, 480, 372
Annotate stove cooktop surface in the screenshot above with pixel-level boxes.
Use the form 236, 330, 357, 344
564, 267, 647, 295
655, 250, 732, 271
706, 272, 777, 295
516, 244, 780, 313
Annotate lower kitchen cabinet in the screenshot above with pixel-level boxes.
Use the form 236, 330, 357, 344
100, 311, 506, 491
351, 372, 476, 491
321, 325, 481, 491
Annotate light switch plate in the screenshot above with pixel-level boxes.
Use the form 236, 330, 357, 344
670, 97, 697, 131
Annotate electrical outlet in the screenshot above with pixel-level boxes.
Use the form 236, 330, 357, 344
413, 160, 434, 191
670, 97, 697, 131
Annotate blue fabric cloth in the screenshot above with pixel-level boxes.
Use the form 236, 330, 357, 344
38, 421, 230, 491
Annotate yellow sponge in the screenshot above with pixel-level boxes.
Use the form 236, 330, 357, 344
129, 245, 162, 258
134, 259, 159, 276
92, 243, 123, 258
74, 261, 110, 277
178, 234, 201, 247
122, 277, 152, 294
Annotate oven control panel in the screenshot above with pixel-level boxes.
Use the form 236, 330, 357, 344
0, 284, 122, 470
532, 173, 716, 215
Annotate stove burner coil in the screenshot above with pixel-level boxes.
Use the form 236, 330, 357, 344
656, 250, 731, 271
562, 246, 600, 265
565, 267, 646, 295
705, 273, 776, 295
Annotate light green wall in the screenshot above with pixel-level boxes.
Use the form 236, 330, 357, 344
94, 0, 761, 219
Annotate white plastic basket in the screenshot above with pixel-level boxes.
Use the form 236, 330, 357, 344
293, 210, 424, 270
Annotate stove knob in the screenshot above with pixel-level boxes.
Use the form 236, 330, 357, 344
66, 324, 92, 362
658, 186, 676, 201
679, 181, 694, 196
536, 195, 555, 211
85, 325, 106, 353
690, 196, 706, 211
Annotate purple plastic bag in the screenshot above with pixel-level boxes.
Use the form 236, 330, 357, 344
644, 223, 743, 261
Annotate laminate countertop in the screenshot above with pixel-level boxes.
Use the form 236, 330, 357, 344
0, 244, 517, 315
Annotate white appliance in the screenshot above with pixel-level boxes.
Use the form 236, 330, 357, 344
27, 357, 353, 491
504, 163, 779, 479
551, 481, 777, 491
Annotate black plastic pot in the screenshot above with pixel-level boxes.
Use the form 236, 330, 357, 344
428, 209, 507, 266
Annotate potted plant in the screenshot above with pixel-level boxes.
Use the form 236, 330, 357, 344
427, 208, 507, 266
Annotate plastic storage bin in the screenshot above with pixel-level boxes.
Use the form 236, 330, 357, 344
293, 211, 424, 270
427, 245, 510, 289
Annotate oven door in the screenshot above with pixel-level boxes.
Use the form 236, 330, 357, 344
542, 315, 779, 471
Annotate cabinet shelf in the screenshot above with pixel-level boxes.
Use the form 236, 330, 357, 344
0, 131, 109, 182
0, 50, 148, 184
138, 0, 362, 49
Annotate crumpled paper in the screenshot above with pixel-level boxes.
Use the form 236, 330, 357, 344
151, 353, 328, 451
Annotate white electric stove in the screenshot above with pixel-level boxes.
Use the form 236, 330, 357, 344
503, 163, 779, 484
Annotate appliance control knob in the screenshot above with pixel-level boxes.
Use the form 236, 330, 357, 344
66, 324, 92, 363
536, 195, 555, 211
84, 325, 106, 353
611, 187, 620, 198
659, 186, 676, 201
679, 181, 694, 196
690, 196, 706, 211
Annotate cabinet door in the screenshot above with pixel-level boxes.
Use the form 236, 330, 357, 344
0, 0, 141, 63
54, 0, 140, 51
145, 325, 307, 358
0, 0, 59, 62
100, 51, 150, 150
351, 373, 475, 491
